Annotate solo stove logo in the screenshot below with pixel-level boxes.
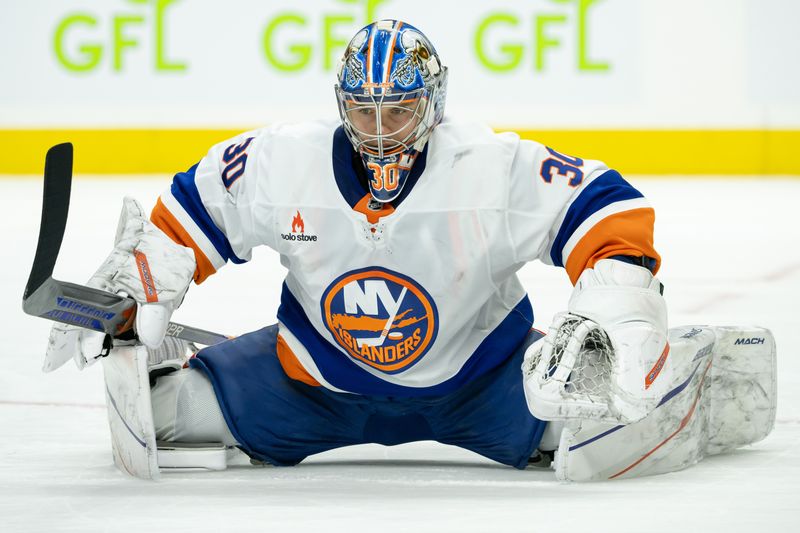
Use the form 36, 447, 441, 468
281, 210, 318, 242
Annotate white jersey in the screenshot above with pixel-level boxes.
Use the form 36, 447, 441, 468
152, 119, 658, 396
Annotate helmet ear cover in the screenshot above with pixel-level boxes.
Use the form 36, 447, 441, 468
334, 20, 448, 203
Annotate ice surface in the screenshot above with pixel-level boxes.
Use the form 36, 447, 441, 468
1, 177, 798, 532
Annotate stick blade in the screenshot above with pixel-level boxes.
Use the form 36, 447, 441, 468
23, 143, 73, 300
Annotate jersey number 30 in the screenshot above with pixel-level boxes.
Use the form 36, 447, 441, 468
221, 137, 255, 189
540, 147, 584, 187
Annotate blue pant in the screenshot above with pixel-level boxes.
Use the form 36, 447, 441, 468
190, 326, 546, 469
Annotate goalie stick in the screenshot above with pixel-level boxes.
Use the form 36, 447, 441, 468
22, 143, 228, 347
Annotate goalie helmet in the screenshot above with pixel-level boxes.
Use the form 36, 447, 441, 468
335, 20, 448, 203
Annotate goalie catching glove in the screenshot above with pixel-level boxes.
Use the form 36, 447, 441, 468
523, 258, 669, 424
43, 197, 196, 372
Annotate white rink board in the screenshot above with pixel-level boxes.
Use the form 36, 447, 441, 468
1, 0, 799, 128
1, 177, 799, 531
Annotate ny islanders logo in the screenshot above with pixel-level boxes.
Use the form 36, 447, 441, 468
321, 267, 438, 374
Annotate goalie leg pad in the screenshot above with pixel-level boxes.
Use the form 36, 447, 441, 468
103, 345, 237, 479
706, 326, 777, 455
102, 344, 160, 479
553, 325, 776, 481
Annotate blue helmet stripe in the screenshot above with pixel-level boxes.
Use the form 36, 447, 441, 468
371, 26, 391, 85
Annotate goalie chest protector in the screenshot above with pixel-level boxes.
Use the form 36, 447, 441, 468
243, 120, 536, 396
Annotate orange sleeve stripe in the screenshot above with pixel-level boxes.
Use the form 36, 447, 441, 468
564, 207, 661, 284
276, 334, 321, 387
150, 197, 217, 284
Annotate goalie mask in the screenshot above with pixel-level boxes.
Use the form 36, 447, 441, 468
335, 20, 448, 203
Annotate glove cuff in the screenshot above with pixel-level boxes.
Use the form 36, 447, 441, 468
568, 259, 667, 331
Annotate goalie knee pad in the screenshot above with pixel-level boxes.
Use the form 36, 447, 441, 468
151, 368, 236, 446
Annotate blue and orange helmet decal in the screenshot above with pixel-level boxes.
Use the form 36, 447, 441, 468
335, 20, 448, 203
337, 20, 443, 96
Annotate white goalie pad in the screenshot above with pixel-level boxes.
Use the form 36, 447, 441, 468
552, 325, 776, 481
706, 326, 777, 455
102, 343, 230, 479
101, 344, 160, 479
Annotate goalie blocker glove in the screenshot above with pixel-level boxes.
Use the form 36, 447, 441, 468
522, 258, 669, 424
43, 197, 196, 372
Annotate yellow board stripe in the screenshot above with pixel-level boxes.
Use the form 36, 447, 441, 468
515, 130, 800, 175
1, 129, 798, 175
0, 129, 243, 175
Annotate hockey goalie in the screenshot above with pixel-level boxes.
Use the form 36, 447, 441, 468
41, 20, 776, 481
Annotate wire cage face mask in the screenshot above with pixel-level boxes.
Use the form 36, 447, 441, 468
338, 89, 428, 158
335, 20, 448, 203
